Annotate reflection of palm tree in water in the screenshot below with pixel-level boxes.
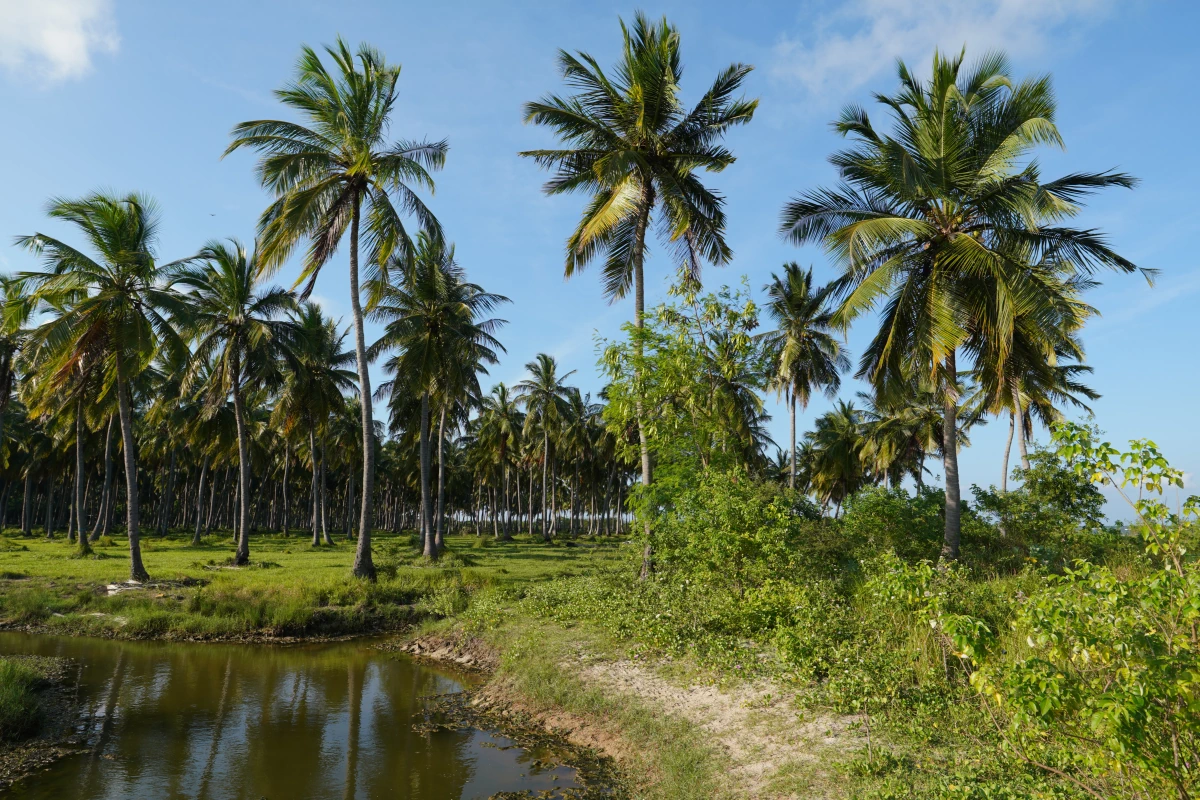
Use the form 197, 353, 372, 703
196, 655, 234, 800
344, 661, 363, 800
79, 650, 125, 793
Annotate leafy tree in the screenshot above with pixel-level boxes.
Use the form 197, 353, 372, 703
780, 50, 1143, 559
227, 37, 447, 579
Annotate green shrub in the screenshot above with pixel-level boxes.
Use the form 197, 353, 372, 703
0, 659, 43, 741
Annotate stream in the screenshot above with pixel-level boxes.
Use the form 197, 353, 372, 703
0, 631, 590, 799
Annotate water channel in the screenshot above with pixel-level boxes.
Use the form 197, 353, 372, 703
0, 632, 587, 799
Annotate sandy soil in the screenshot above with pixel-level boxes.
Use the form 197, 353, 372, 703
402, 632, 864, 798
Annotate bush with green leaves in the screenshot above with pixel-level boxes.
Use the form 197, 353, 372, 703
967, 425, 1200, 800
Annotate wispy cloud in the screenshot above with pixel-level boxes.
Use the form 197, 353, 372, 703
771, 0, 1112, 97
0, 0, 119, 84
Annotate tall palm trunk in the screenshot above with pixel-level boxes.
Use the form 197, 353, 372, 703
75, 397, 92, 556
159, 447, 177, 537
541, 427, 550, 541
633, 184, 654, 577
281, 442, 290, 537
347, 200, 376, 580
193, 456, 209, 545
1001, 411, 1014, 493
789, 389, 797, 490
310, 428, 321, 547
435, 404, 447, 554
419, 392, 436, 560
231, 358, 251, 566
940, 350, 962, 561
90, 415, 115, 543
116, 364, 149, 581
321, 436, 332, 545
1010, 377, 1030, 471
20, 471, 33, 536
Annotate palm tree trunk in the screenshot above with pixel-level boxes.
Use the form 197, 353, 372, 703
550, 448, 558, 539
541, 428, 550, 541
281, 441, 290, 537
435, 404, 447, 554
347, 199, 376, 580
1010, 377, 1030, 471
1001, 411, 1014, 493
193, 456, 209, 545
310, 428, 321, 547
20, 471, 33, 536
75, 397, 92, 556
159, 447, 177, 537
501, 465, 511, 540
116, 365, 149, 581
43, 479, 55, 539
420, 391, 436, 560
528, 468, 534, 537
321, 436, 332, 546
940, 350, 962, 561
789, 389, 797, 490
633, 191, 654, 577
231, 361, 251, 566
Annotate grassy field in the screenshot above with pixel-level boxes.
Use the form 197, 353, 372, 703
0, 528, 629, 639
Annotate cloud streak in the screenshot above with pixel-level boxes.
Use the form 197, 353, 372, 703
771, 0, 1111, 98
0, 0, 119, 84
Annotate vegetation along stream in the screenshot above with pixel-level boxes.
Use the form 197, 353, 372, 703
0, 632, 607, 799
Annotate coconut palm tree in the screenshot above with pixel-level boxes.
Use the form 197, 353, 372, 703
761, 264, 848, 489
801, 400, 867, 517
272, 302, 356, 546
779, 50, 1143, 559
476, 383, 523, 539
521, 12, 758, 531
14, 193, 186, 581
516, 354, 576, 541
174, 239, 298, 565
370, 234, 507, 558
227, 37, 447, 580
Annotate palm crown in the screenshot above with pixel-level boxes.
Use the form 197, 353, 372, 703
522, 13, 757, 298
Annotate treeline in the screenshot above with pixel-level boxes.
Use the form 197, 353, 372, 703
0, 17, 1150, 586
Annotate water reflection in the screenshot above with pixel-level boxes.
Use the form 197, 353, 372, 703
0, 633, 578, 799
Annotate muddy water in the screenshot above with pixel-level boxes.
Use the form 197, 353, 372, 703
0, 632, 582, 799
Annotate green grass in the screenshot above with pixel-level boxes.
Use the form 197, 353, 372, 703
0, 527, 629, 639
0, 658, 44, 742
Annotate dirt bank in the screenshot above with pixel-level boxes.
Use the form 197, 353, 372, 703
398, 630, 864, 799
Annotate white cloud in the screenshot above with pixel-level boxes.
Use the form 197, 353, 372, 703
0, 0, 119, 84
771, 0, 1111, 97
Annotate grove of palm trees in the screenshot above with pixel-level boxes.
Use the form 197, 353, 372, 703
0, 13, 1195, 800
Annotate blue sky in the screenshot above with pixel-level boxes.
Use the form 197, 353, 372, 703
0, 0, 1196, 514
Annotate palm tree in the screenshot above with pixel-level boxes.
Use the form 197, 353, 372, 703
801, 400, 867, 517
760, 264, 848, 489
227, 37, 447, 580
965, 272, 1098, 490
516, 354, 575, 541
272, 302, 356, 546
779, 50, 1143, 559
174, 239, 297, 565
370, 234, 507, 559
521, 12, 758, 548
15, 193, 186, 581
477, 383, 522, 539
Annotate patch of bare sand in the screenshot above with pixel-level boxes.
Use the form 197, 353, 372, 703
576, 658, 864, 799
